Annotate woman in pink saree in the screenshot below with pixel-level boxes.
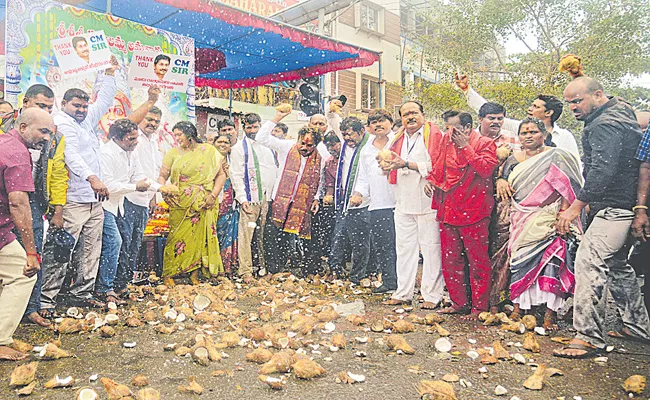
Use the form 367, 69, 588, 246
496, 118, 583, 330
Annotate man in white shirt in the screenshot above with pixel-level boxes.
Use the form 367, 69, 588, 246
381, 101, 444, 308
40, 57, 118, 310
96, 119, 157, 304
329, 117, 371, 284
230, 113, 277, 283
116, 87, 163, 294
355, 109, 397, 293
256, 109, 326, 276
456, 73, 580, 158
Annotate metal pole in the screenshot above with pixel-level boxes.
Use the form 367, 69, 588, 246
229, 86, 233, 119
106, 0, 112, 14
378, 52, 384, 108
318, 8, 326, 112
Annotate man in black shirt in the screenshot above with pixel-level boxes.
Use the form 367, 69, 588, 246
554, 76, 650, 358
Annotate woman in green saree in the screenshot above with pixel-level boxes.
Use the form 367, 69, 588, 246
158, 121, 227, 286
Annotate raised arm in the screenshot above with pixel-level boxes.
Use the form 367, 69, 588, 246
86, 56, 119, 128
128, 86, 161, 124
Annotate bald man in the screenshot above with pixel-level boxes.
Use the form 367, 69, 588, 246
554, 77, 650, 359
0, 108, 54, 360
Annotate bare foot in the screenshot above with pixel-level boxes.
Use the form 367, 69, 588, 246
543, 310, 559, 332
26, 311, 51, 327
0, 345, 28, 361
437, 306, 469, 315
461, 312, 481, 321
163, 277, 176, 287
242, 274, 255, 285
553, 338, 600, 358
421, 301, 438, 310
382, 298, 410, 306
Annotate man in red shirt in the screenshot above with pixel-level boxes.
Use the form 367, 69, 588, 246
427, 110, 498, 319
0, 108, 54, 360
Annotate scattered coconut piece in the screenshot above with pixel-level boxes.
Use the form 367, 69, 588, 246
522, 333, 540, 353
75, 387, 100, 400
123, 341, 137, 348
332, 333, 347, 349
623, 375, 646, 395
16, 381, 37, 396
258, 374, 287, 390
392, 319, 415, 334
260, 351, 294, 374
293, 358, 327, 379
385, 335, 415, 354
337, 371, 366, 384
545, 368, 564, 378
492, 341, 511, 360
435, 338, 452, 353
442, 373, 460, 383
418, 380, 458, 399
521, 315, 537, 330
513, 353, 527, 364
131, 374, 149, 387
245, 348, 274, 364
522, 364, 547, 390
10, 362, 38, 387
467, 350, 479, 360
137, 387, 161, 400
494, 385, 508, 396
433, 323, 450, 337
178, 376, 203, 395
100, 325, 116, 338
39, 343, 72, 360
321, 322, 336, 334
101, 377, 133, 399
44, 375, 75, 389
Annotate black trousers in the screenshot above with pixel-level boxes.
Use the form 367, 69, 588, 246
329, 207, 370, 283
369, 208, 397, 289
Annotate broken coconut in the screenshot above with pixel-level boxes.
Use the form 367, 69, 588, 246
192, 347, 211, 366
331, 333, 347, 349
522, 332, 541, 353
16, 381, 37, 396
337, 371, 366, 384
435, 338, 452, 353
521, 315, 537, 330
259, 351, 294, 374
75, 387, 100, 400
292, 358, 327, 379
258, 374, 287, 390
417, 380, 458, 400
386, 335, 415, 354
492, 341, 511, 360
522, 364, 547, 390
39, 343, 72, 360
246, 348, 274, 364
100, 325, 116, 338
10, 362, 38, 387
131, 374, 149, 387
433, 323, 450, 337
44, 375, 75, 389
137, 388, 161, 400
178, 376, 203, 395
623, 375, 646, 395
101, 377, 134, 399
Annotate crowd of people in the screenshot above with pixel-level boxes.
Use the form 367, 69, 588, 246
0, 58, 649, 362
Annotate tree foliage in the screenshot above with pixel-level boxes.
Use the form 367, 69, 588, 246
406, 0, 650, 131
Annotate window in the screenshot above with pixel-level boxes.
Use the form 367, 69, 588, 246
361, 78, 380, 109
360, 4, 378, 31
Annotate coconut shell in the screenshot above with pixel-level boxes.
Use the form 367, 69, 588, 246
275, 104, 292, 113
377, 149, 393, 162
17, 381, 37, 396
492, 341, 511, 360
393, 319, 415, 333
623, 375, 646, 394
57, 318, 84, 334
434, 323, 450, 337
522, 332, 540, 353
417, 380, 458, 399
175, 346, 192, 356
10, 362, 38, 386
137, 388, 161, 400
75, 387, 100, 400
125, 317, 144, 328
496, 146, 511, 162
258, 374, 287, 390
521, 315, 537, 330
192, 347, 210, 366
292, 358, 327, 379
331, 333, 347, 349
12, 339, 34, 353
385, 335, 415, 354
480, 354, 498, 365
247, 327, 266, 341
100, 325, 116, 338
220, 331, 240, 347
259, 351, 294, 374
101, 377, 133, 399
316, 306, 339, 322
40, 343, 72, 360
130, 374, 149, 387
154, 324, 177, 334
45, 375, 75, 389
346, 315, 366, 326
246, 348, 274, 364
523, 364, 546, 390
178, 376, 203, 395
143, 310, 157, 322
501, 321, 526, 334
424, 313, 444, 325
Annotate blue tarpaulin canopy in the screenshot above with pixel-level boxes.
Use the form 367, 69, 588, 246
72, 0, 380, 88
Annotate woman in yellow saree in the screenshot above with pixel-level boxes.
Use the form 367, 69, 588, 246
158, 121, 227, 286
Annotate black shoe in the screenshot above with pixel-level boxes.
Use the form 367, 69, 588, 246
66, 295, 106, 309
372, 285, 396, 294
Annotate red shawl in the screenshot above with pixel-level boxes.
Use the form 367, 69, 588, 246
388, 121, 442, 184
272, 145, 321, 239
